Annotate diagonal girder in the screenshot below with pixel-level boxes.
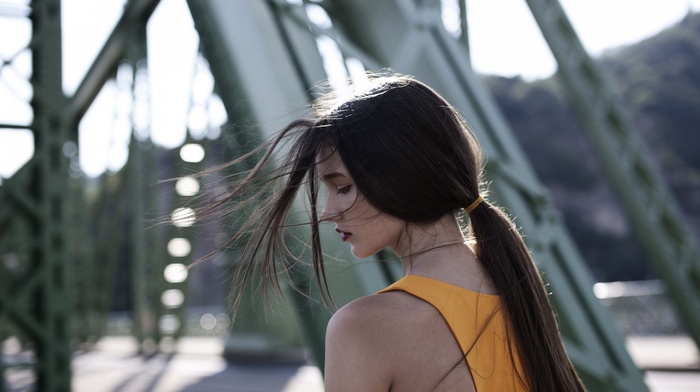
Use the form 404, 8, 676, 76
525, 0, 700, 351
64, 0, 160, 130
0, 0, 76, 390
189, 0, 649, 390
315, 1, 646, 390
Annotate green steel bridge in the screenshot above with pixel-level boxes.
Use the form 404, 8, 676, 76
1, 1, 699, 391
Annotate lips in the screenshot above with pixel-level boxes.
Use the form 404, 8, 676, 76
335, 228, 352, 242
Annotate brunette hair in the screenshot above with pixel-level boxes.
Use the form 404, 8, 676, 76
206, 74, 585, 391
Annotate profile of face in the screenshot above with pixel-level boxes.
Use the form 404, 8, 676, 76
316, 146, 405, 258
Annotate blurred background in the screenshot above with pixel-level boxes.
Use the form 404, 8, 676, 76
1, 0, 700, 391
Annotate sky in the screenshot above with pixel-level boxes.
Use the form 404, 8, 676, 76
1, 0, 699, 179
467, 0, 700, 77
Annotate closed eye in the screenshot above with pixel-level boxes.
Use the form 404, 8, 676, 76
337, 185, 352, 195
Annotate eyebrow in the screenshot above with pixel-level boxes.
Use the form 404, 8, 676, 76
321, 172, 347, 181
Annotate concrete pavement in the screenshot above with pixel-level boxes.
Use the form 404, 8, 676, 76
60, 335, 699, 391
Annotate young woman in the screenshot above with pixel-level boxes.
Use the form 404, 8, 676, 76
213, 73, 586, 391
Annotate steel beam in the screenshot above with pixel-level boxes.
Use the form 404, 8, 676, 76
315, 1, 647, 390
185, 0, 651, 389
525, 0, 700, 351
14, 0, 72, 390
64, 0, 160, 129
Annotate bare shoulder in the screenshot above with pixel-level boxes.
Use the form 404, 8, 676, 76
326, 293, 406, 351
325, 291, 475, 392
327, 290, 438, 340
330, 291, 423, 320
324, 292, 437, 392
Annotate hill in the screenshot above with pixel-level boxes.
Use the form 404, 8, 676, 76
484, 12, 700, 282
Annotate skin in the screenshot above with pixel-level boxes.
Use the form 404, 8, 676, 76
317, 147, 497, 392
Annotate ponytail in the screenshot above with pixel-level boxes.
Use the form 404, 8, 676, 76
468, 200, 586, 391
198, 73, 586, 391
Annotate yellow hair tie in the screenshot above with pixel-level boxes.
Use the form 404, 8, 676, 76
463, 195, 484, 214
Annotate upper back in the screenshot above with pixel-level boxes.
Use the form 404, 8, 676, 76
376, 275, 529, 392
324, 274, 529, 392
325, 283, 474, 391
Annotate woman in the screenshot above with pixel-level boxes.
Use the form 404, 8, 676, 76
213, 73, 586, 391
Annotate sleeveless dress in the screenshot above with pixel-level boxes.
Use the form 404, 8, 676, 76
377, 275, 529, 391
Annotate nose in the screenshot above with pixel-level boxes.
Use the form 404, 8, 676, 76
320, 207, 342, 222
319, 199, 343, 222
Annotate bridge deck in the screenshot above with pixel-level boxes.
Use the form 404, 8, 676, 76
11, 336, 697, 391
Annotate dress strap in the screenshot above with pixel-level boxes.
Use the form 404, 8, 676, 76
378, 275, 500, 354
378, 275, 528, 391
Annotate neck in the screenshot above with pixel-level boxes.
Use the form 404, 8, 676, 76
393, 213, 495, 293
394, 213, 465, 272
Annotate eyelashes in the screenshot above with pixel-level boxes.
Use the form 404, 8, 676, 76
337, 185, 352, 195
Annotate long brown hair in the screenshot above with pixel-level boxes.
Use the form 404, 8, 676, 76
206, 74, 585, 391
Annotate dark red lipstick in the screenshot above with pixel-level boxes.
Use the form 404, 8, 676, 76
335, 228, 352, 242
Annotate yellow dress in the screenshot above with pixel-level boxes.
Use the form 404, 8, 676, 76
378, 275, 529, 391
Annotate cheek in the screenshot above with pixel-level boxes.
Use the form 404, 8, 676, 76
353, 196, 383, 216
360, 217, 404, 245
349, 224, 401, 258
321, 192, 349, 216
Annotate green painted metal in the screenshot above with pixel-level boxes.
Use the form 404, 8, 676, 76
72, 180, 115, 344
0, 169, 37, 392
525, 0, 700, 352
0, 0, 692, 390
64, 0, 162, 350
0, 0, 72, 390
64, 0, 161, 129
31, 0, 73, 387
121, 24, 166, 351
186, 0, 328, 363
1, 0, 163, 388
314, 2, 647, 390
161, 140, 196, 341
189, 0, 650, 389
67, 170, 91, 346
146, 145, 167, 346
124, 136, 167, 348
186, 0, 411, 367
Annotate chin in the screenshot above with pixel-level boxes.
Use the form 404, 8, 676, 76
350, 246, 380, 259
350, 250, 369, 259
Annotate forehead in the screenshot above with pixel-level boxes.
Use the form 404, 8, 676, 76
315, 145, 348, 177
